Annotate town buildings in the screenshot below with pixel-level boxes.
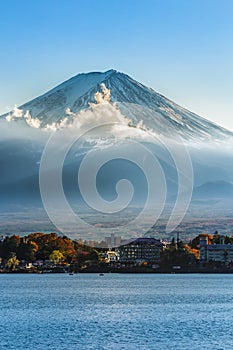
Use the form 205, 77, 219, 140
118, 238, 164, 263
200, 235, 233, 263
105, 234, 122, 248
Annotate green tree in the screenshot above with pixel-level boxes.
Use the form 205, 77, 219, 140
0, 235, 20, 259
49, 250, 65, 265
17, 241, 36, 261
5, 254, 19, 271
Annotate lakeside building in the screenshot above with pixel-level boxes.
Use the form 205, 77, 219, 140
100, 250, 119, 263
200, 236, 233, 263
118, 238, 164, 263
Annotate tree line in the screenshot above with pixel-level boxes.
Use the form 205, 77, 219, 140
0, 232, 99, 269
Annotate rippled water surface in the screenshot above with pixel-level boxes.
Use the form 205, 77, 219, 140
1, 274, 233, 349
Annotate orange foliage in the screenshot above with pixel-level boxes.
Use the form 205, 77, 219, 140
184, 244, 200, 259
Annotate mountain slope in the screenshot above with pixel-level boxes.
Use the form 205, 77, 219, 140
1, 69, 232, 141
0, 70, 233, 236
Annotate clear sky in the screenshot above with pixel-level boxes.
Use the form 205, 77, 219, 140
0, 0, 232, 130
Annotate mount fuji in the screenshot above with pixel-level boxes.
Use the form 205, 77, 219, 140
0, 70, 233, 236
1, 69, 232, 141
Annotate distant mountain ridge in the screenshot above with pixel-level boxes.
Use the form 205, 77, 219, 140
1, 69, 232, 141
193, 180, 233, 199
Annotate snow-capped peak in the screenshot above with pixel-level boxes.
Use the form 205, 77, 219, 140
1, 69, 232, 141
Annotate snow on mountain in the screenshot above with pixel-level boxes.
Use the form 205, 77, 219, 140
1, 69, 233, 238
1, 69, 232, 199
1, 69, 232, 141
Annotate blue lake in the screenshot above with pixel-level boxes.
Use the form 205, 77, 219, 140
0, 274, 233, 350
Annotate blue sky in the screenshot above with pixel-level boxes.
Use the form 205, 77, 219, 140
0, 0, 232, 129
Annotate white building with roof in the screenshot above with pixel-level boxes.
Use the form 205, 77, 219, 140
200, 236, 233, 263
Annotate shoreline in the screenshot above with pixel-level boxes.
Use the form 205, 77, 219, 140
2, 268, 233, 274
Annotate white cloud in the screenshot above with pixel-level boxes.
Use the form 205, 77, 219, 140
5, 104, 23, 121
65, 107, 75, 116
5, 105, 41, 128
4, 84, 153, 140
24, 110, 41, 129
94, 83, 111, 104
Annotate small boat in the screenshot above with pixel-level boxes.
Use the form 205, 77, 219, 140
69, 272, 74, 275
99, 273, 104, 276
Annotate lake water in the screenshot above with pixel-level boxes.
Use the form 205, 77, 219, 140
0, 274, 233, 350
